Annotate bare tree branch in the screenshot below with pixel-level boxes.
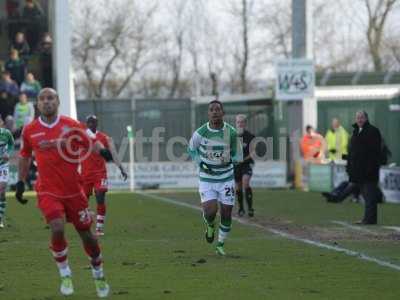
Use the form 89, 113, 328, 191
362, 0, 399, 71
71, 0, 159, 98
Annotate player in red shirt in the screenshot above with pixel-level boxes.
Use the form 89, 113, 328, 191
16, 88, 111, 298
81, 115, 127, 236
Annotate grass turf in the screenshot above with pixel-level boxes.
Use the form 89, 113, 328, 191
0, 190, 399, 299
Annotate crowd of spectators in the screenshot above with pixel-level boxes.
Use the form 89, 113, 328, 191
0, 0, 52, 142
6, 0, 46, 51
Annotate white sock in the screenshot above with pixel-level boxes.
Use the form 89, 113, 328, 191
57, 260, 72, 278
96, 215, 105, 230
218, 222, 231, 244
218, 229, 229, 243
91, 265, 104, 279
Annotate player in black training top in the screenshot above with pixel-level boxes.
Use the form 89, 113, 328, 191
234, 114, 256, 217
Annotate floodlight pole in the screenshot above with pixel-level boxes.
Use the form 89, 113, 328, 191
52, 0, 77, 118
292, 0, 316, 129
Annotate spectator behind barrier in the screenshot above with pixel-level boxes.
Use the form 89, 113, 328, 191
4, 115, 16, 135
300, 125, 326, 163
38, 33, 53, 87
22, 0, 44, 19
6, 0, 20, 18
10, 32, 31, 61
5, 49, 27, 86
6, 0, 22, 41
325, 118, 349, 161
14, 92, 34, 129
0, 93, 17, 122
22, 0, 44, 52
20, 72, 42, 101
4, 115, 22, 141
0, 71, 19, 98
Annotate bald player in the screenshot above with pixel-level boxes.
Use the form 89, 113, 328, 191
16, 88, 111, 298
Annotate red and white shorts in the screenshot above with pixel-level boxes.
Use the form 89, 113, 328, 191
83, 175, 108, 197
37, 191, 92, 230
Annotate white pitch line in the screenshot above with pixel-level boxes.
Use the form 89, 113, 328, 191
132, 237, 267, 243
383, 226, 400, 233
137, 191, 400, 272
331, 220, 377, 235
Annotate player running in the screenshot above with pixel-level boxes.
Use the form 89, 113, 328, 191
81, 115, 127, 236
16, 88, 112, 298
234, 114, 256, 217
0, 118, 14, 228
188, 100, 243, 256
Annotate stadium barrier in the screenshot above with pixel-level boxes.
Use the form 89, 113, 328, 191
380, 166, 400, 204
295, 160, 347, 192
106, 161, 288, 190
6, 157, 398, 202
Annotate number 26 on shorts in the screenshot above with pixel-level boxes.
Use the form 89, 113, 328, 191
224, 185, 235, 197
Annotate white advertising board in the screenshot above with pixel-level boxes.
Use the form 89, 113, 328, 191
380, 167, 400, 204
107, 161, 287, 189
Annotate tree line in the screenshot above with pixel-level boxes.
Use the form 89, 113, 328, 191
71, 0, 400, 99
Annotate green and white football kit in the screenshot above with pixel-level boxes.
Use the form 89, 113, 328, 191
0, 128, 14, 182
0, 128, 14, 228
189, 121, 243, 255
189, 122, 243, 205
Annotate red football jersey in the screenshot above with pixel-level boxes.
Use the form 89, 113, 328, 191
20, 115, 93, 197
81, 130, 110, 178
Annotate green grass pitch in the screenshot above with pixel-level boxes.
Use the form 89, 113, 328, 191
1, 189, 400, 299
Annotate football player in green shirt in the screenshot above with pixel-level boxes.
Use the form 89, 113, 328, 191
188, 100, 243, 255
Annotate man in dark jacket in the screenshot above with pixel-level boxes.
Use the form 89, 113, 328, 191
5, 49, 27, 86
10, 32, 31, 61
347, 111, 382, 224
22, 0, 44, 51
